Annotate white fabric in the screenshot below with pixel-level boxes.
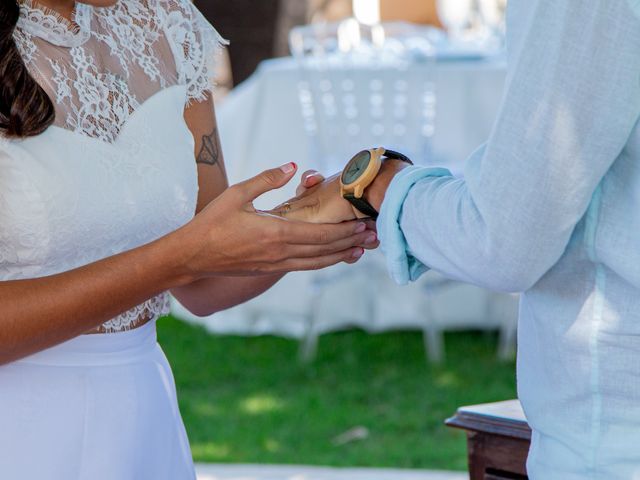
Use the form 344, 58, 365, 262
377, 0, 640, 478
173, 264, 518, 340
3, 0, 225, 332
0, 2, 222, 475
217, 56, 507, 210
15, 0, 226, 142
0, 322, 196, 479
194, 464, 466, 480
192, 55, 511, 338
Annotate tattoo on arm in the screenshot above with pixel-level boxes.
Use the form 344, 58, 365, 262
196, 126, 221, 167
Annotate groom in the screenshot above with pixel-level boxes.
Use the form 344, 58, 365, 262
273, 0, 640, 478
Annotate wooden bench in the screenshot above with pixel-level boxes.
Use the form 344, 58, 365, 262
446, 400, 531, 480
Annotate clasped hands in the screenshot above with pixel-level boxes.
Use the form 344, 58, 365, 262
184, 160, 408, 278
268, 159, 409, 226
270, 171, 359, 224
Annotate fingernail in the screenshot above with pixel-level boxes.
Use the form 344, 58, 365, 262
365, 233, 377, 244
352, 248, 364, 259
355, 223, 367, 233
280, 162, 296, 174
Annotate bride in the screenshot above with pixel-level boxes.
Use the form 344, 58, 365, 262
0, 0, 379, 478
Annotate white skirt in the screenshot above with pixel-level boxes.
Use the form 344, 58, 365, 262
0, 321, 196, 480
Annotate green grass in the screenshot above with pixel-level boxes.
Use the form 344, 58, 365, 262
158, 316, 516, 471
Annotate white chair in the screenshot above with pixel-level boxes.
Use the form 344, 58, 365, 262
289, 20, 439, 170
187, 22, 513, 364
287, 20, 519, 364
298, 259, 376, 362
416, 272, 519, 363
289, 20, 440, 363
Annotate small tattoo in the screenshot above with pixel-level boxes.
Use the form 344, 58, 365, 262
196, 126, 221, 166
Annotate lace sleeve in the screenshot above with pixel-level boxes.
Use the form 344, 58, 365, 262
158, 0, 229, 104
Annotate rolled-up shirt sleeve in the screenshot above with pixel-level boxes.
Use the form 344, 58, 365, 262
378, 0, 640, 291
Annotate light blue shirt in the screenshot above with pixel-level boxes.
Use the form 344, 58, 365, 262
378, 1, 640, 478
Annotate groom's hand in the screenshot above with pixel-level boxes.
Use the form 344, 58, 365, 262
296, 170, 325, 196
272, 173, 359, 224
271, 170, 379, 249
294, 160, 410, 217
361, 159, 410, 212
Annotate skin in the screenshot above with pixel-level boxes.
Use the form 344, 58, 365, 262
0, 0, 378, 364
272, 160, 410, 224
44, 0, 118, 19
171, 96, 376, 316
270, 173, 360, 224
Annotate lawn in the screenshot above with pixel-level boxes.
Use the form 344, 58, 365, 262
158, 316, 516, 471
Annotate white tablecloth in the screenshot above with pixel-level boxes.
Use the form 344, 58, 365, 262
172, 55, 516, 338
217, 56, 507, 208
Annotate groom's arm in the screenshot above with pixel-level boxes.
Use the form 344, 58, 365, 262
376, 0, 640, 291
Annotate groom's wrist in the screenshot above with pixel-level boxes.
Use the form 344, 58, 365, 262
364, 159, 410, 213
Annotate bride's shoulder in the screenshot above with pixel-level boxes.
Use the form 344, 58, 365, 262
103, 0, 207, 39
113, 0, 197, 20
115, 0, 226, 103
139, 0, 199, 17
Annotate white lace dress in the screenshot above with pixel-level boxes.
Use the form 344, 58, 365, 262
4, 0, 226, 333
0, 1, 226, 478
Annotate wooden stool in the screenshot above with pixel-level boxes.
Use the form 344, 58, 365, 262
446, 400, 531, 480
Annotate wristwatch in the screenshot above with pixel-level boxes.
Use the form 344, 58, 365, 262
340, 147, 413, 219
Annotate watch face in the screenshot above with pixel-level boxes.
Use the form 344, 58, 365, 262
342, 150, 371, 185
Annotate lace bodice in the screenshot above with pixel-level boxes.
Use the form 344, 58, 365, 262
0, 0, 226, 332
14, 0, 226, 143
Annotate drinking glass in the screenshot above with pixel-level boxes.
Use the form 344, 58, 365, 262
478, 0, 507, 38
478, 0, 498, 27
352, 0, 381, 26
436, 0, 474, 41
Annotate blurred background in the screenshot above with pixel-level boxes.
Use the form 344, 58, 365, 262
164, 1, 513, 478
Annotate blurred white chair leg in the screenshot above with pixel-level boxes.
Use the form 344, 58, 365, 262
299, 283, 324, 364
298, 264, 370, 364
497, 320, 517, 361
497, 294, 518, 361
420, 276, 457, 364
423, 320, 445, 364
247, 306, 261, 332
299, 309, 320, 364
421, 294, 445, 364
485, 291, 518, 361
482, 289, 495, 342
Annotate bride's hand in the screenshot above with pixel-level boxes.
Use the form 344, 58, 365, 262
178, 164, 375, 278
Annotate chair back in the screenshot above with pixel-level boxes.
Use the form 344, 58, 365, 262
290, 20, 439, 172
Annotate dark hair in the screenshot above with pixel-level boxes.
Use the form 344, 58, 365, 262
0, 0, 55, 138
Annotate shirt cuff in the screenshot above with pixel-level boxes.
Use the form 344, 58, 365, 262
378, 165, 452, 285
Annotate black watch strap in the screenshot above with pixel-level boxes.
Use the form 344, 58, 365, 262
383, 149, 413, 165
344, 150, 412, 219
344, 193, 379, 220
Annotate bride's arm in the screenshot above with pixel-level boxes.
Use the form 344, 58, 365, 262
0, 162, 369, 364
0, 93, 373, 363
171, 95, 377, 316
0, 162, 371, 365
170, 95, 283, 316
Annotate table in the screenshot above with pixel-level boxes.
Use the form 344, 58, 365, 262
446, 400, 531, 480
217, 55, 507, 209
